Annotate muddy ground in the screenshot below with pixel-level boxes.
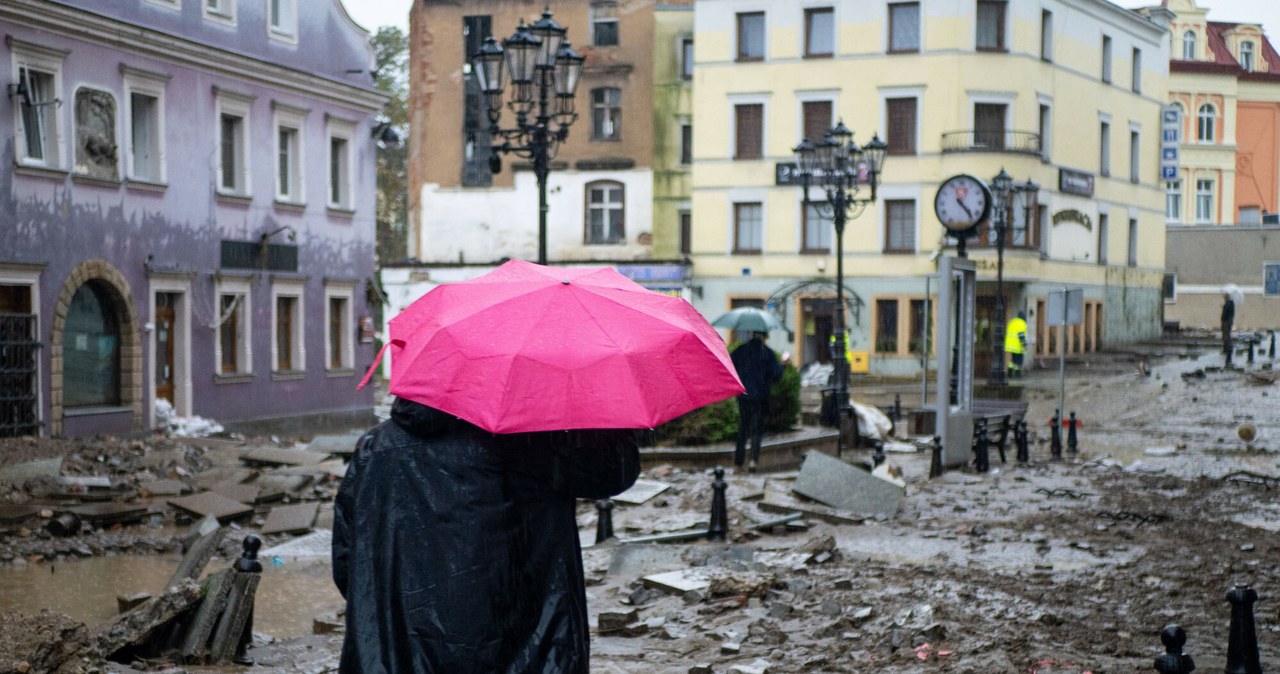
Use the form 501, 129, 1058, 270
3, 334, 1280, 674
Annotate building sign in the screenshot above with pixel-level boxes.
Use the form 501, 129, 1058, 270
1161, 104, 1181, 183
220, 240, 298, 272
1266, 262, 1280, 296
615, 264, 685, 284
1052, 209, 1092, 230
1058, 169, 1094, 197
775, 162, 870, 187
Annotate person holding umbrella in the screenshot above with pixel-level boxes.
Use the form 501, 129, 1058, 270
730, 331, 786, 472
334, 261, 743, 674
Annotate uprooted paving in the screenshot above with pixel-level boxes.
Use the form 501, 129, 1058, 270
2, 338, 1280, 673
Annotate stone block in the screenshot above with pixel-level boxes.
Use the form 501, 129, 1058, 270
613, 479, 671, 505
792, 451, 902, 517
259, 502, 319, 535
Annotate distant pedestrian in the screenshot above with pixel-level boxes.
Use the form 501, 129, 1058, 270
1222, 292, 1236, 366
730, 332, 785, 472
1005, 311, 1029, 378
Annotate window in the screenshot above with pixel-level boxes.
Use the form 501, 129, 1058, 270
1163, 273, 1177, 303
591, 3, 619, 47
591, 88, 621, 140
679, 123, 692, 165
1099, 121, 1110, 177
268, 0, 297, 40
327, 118, 354, 209
886, 98, 917, 155
734, 103, 763, 159
1166, 179, 1182, 222
1129, 130, 1140, 183
274, 105, 306, 202
586, 181, 625, 244
805, 7, 834, 57
1240, 206, 1261, 225
1040, 10, 1053, 61
123, 68, 167, 183
324, 284, 354, 371
733, 202, 763, 254
909, 299, 929, 354
64, 282, 121, 407
1132, 48, 1142, 92
1038, 103, 1051, 161
272, 283, 304, 373
976, 1, 1006, 51
884, 199, 916, 252
974, 103, 1006, 150
205, 0, 235, 23
1182, 31, 1196, 60
889, 3, 920, 53
679, 210, 691, 255
73, 88, 118, 180
1097, 214, 1108, 265
1101, 35, 1112, 83
680, 37, 694, 80
1241, 41, 1255, 71
802, 203, 832, 253
875, 299, 899, 353
802, 100, 832, 145
13, 43, 65, 169
1197, 104, 1215, 142
215, 279, 251, 376
216, 91, 252, 195
737, 12, 765, 61
1196, 179, 1214, 223
1127, 218, 1138, 267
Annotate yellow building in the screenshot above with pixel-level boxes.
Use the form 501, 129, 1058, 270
689, 0, 1170, 376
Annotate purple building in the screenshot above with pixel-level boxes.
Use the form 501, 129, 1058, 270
1, 0, 385, 437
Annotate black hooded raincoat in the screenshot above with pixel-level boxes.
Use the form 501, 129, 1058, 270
332, 399, 640, 674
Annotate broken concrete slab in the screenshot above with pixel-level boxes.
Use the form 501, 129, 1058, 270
0, 504, 42, 524
116, 592, 152, 614
641, 569, 711, 595
607, 544, 689, 577
613, 479, 671, 505
180, 568, 234, 660
792, 451, 902, 517
274, 459, 348, 479
259, 529, 333, 560
253, 473, 311, 502
241, 446, 328, 467
167, 492, 255, 523
56, 475, 113, 490
138, 479, 190, 497
0, 458, 62, 483
304, 434, 361, 456
193, 467, 256, 491
65, 503, 150, 527
757, 499, 866, 526
260, 502, 319, 535
169, 524, 228, 589
209, 481, 259, 504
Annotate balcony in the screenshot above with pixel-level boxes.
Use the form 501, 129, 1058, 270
941, 130, 1042, 156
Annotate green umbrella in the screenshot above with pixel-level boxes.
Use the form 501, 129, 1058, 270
710, 307, 784, 333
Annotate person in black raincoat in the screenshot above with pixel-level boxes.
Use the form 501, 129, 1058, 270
729, 332, 785, 472
332, 398, 640, 674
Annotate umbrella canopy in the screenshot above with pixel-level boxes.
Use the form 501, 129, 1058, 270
711, 307, 785, 333
364, 260, 744, 433
1223, 283, 1244, 307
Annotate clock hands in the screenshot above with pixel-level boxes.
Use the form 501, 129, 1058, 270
954, 196, 974, 220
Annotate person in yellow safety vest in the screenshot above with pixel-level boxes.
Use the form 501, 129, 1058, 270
1005, 311, 1029, 378
829, 331, 853, 370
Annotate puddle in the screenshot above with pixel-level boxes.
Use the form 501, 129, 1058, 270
0, 553, 342, 639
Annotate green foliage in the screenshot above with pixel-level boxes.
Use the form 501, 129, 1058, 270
371, 26, 409, 266
766, 363, 801, 432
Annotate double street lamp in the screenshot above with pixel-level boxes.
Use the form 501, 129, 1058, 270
792, 122, 887, 451
471, 9, 585, 265
986, 168, 1039, 386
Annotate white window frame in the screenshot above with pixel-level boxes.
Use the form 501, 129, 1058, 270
122, 66, 168, 184
1165, 179, 1182, 223
1195, 178, 1214, 223
9, 39, 68, 170
798, 89, 839, 146
215, 89, 253, 196
214, 277, 252, 376
1129, 124, 1140, 183
326, 117, 355, 210
1038, 96, 1053, 162
1241, 41, 1255, 71
1040, 10, 1053, 61
881, 190, 919, 254
1182, 31, 1196, 60
879, 86, 922, 156
268, 0, 298, 42
148, 276, 192, 424
271, 280, 306, 373
1163, 273, 1177, 304
1101, 34, 1112, 83
727, 93, 770, 160
324, 282, 355, 372
1132, 48, 1142, 93
204, 0, 236, 25
143, 0, 181, 9
1127, 216, 1138, 267
1099, 114, 1111, 177
273, 103, 307, 204
585, 181, 626, 245
1197, 103, 1216, 143
886, 2, 920, 53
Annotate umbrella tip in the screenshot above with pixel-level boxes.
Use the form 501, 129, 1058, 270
561, 279, 570, 285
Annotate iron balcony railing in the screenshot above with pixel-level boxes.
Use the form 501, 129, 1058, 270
941, 130, 1042, 156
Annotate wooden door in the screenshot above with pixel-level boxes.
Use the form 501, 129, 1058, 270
155, 293, 176, 404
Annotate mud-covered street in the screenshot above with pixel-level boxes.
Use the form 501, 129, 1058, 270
3, 336, 1280, 674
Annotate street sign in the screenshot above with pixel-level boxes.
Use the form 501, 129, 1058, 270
1161, 165, 1178, 180
1047, 288, 1084, 326
1162, 147, 1178, 162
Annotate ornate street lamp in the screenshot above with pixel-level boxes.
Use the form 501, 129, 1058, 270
792, 122, 887, 454
472, 9, 585, 265
987, 169, 1040, 386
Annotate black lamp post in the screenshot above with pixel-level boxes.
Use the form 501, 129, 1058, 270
986, 168, 1039, 386
472, 9, 585, 265
792, 122, 887, 453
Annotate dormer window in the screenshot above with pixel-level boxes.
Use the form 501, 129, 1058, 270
1182, 30, 1196, 60
1241, 41, 1255, 71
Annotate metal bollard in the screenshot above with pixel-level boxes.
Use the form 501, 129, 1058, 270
974, 418, 990, 473
1152, 624, 1195, 674
1067, 411, 1079, 455
929, 436, 944, 479
1270, 330, 1276, 359
595, 499, 615, 544
1247, 338, 1256, 365
892, 394, 902, 426
707, 467, 728, 542
231, 535, 263, 666
1225, 584, 1262, 674
47, 513, 82, 537
1050, 410, 1063, 460
872, 441, 886, 468
1016, 420, 1030, 463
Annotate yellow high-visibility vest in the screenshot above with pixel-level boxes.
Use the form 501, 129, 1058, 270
1005, 317, 1028, 354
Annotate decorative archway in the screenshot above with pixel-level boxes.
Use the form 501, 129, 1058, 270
50, 260, 142, 436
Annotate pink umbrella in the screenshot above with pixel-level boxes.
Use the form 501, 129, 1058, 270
359, 260, 744, 433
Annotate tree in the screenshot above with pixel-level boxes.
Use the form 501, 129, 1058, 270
372, 26, 409, 266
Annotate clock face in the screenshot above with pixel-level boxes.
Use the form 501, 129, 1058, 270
934, 174, 992, 233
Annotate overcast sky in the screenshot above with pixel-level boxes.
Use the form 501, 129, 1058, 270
340, 1, 1280, 45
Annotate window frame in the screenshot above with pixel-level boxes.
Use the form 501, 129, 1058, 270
590, 87, 622, 141
273, 103, 307, 204
679, 122, 692, 165
975, 0, 1007, 52
801, 201, 833, 254
1101, 34, 1112, 83
679, 209, 692, 255
204, 0, 236, 25
1166, 179, 1182, 223
736, 12, 766, 62
888, 2, 921, 54
215, 90, 253, 196
1182, 30, 1196, 60
801, 99, 833, 147
885, 96, 918, 156
733, 102, 765, 160
324, 282, 355, 373
1132, 47, 1142, 92
1127, 217, 1138, 267
1241, 41, 1255, 71
874, 297, 900, 354
1097, 213, 1109, 265
326, 116, 355, 210
804, 7, 835, 58
215, 277, 252, 377
680, 37, 694, 80
1099, 119, 1111, 177
268, 0, 298, 42
271, 280, 305, 374
10, 40, 68, 170
122, 67, 168, 185
733, 201, 764, 255
72, 86, 120, 181
1195, 178, 1214, 223
883, 199, 917, 253
591, 3, 619, 47
1163, 273, 1177, 304
1040, 10, 1053, 61
1038, 101, 1052, 162
1197, 103, 1216, 143
1129, 128, 1140, 183
584, 180, 626, 245
63, 281, 123, 408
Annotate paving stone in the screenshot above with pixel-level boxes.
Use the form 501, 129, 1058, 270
193, 467, 256, 491
613, 479, 671, 505
254, 473, 311, 502
597, 609, 638, 633
305, 435, 361, 456
260, 502, 319, 535
241, 446, 328, 466
757, 499, 866, 526
641, 569, 711, 595
608, 544, 689, 577
274, 460, 348, 479
209, 482, 258, 504
0, 504, 42, 524
792, 451, 903, 516
57, 475, 112, 489
137, 449, 187, 469
0, 458, 62, 483
167, 492, 256, 522
65, 502, 150, 526
138, 479, 190, 497
260, 529, 333, 559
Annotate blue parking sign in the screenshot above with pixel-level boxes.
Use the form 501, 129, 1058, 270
1161, 165, 1178, 180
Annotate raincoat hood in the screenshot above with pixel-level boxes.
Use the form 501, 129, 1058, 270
390, 397, 466, 438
